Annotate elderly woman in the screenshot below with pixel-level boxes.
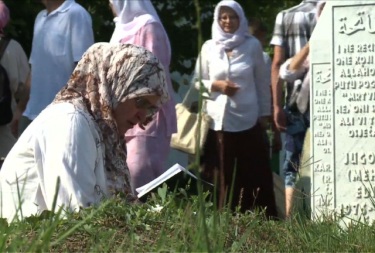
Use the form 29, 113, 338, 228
0, 43, 169, 221
195, 0, 277, 218
108, 0, 177, 190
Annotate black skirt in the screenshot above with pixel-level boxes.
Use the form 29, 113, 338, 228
201, 123, 278, 219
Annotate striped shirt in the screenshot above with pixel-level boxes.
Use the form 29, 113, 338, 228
270, 0, 318, 60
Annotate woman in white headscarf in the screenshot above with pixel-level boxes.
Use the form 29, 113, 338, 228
0, 43, 169, 221
194, 0, 277, 218
109, 0, 177, 190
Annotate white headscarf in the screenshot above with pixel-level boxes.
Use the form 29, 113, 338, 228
211, 0, 249, 52
109, 0, 161, 44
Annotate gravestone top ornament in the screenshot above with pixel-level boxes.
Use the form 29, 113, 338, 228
310, 0, 375, 226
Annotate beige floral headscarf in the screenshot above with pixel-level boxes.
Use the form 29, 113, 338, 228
53, 42, 169, 198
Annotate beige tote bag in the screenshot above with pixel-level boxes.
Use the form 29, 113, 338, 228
170, 86, 211, 155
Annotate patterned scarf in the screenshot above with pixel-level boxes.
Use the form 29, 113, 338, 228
53, 42, 169, 197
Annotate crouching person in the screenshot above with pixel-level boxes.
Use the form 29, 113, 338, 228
0, 43, 170, 222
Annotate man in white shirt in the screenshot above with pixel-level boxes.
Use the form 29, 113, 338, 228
17, 0, 94, 134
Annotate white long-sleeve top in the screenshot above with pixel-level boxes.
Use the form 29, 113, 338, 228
0, 103, 107, 221
194, 37, 271, 132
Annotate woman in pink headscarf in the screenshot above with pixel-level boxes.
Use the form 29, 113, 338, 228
109, 0, 177, 190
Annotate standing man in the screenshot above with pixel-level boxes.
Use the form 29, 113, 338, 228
16, 0, 94, 133
270, 0, 319, 218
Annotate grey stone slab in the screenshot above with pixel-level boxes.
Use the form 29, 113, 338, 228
310, 1, 375, 225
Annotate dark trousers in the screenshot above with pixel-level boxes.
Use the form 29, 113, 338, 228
201, 123, 278, 218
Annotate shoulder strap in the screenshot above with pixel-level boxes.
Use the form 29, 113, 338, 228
0, 37, 10, 60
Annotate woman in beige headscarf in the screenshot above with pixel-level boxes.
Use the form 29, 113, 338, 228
109, 0, 177, 190
0, 43, 169, 222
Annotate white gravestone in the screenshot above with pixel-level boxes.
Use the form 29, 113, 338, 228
310, 1, 375, 224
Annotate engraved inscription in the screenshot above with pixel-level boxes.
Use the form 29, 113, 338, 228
312, 3, 375, 225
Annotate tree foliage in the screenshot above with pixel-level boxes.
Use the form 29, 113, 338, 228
3, 0, 300, 91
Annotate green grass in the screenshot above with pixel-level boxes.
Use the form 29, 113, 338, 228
2, 183, 375, 252
2, 0, 375, 251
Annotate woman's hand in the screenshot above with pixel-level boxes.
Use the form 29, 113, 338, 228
212, 80, 240, 97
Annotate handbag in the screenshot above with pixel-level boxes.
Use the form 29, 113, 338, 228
170, 85, 211, 155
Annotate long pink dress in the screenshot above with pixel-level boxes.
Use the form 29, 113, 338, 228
120, 22, 177, 189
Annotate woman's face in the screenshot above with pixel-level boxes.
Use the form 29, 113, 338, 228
218, 6, 239, 34
113, 94, 161, 136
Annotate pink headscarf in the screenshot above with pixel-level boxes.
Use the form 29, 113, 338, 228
0, 1, 9, 35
